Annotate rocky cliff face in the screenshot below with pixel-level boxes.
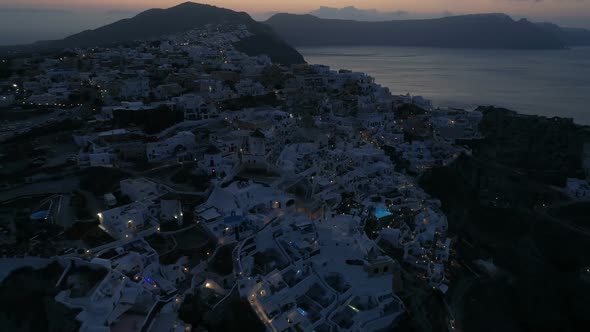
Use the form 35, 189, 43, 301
265, 13, 565, 49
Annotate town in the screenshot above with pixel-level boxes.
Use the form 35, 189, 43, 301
2, 23, 587, 332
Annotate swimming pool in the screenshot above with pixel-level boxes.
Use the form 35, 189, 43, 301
375, 204, 392, 219
30, 210, 49, 221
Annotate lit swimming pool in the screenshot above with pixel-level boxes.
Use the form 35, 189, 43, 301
30, 210, 49, 221
375, 204, 392, 219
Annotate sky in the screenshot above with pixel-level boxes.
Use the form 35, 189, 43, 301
1, 1, 589, 45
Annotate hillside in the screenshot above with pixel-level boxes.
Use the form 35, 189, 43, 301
1, 2, 304, 65
265, 13, 565, 49
537, 23, 590, 46
420, 107, 590, 332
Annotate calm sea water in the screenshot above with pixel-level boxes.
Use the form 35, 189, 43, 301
299, 46, 590, 125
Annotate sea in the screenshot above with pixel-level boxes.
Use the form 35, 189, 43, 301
298, 46, 590, 125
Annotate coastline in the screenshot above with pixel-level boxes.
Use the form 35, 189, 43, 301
299, 45, 590, 125
419, 105, 590, 332
1, 17, 589, 332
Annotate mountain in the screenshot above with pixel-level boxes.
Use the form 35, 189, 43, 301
1, 2, 304, 64
537, 23, 590, 46
265, 13, 566, 49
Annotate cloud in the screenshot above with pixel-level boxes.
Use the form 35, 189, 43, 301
495, 0, 585, 2
309, 6, 410, 21
0, 7, 71, 14
0, 7, 139, 46
0, 7, 138, 16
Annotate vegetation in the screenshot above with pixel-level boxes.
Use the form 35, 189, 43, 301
145, 233, 176, 255
383, 145, 411, 173
473, 106, 589, 186
233, 33, 304, 64
258, 65, 294, 89
420, 108, 590, 332
3, 119, 82, 144
179, 291, 265, 332
64, 265, 108, 298
20, 2, 303, 65
394, 103, 429, 120
64, 221, 114, 247
178, 292, 210, 327
0, 58, 12, 79
0, 262, 80, 332
171, 168, 210, 191
160, 227, 214, 266
218, 93, 283, 111
208, 244, 235, 276
79, 167, 130, 195
13, 214, 62, 244
549, 202, 590, 229
71, 191, 93, 219
113, 106, 184, 134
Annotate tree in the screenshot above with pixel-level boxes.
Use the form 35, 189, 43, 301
301, 114, 315, 128
0, 59, 12, 79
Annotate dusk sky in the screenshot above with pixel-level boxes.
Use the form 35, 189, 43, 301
3, 0, 589, 17
1, 0, 589, 45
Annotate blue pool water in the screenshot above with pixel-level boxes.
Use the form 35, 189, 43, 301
30, 210, 49, 220
375, 204, 392, 219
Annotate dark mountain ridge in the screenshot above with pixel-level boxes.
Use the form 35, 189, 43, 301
265, 13, 567, 49
536, 22, 590, 46
0, 2, 304, 64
